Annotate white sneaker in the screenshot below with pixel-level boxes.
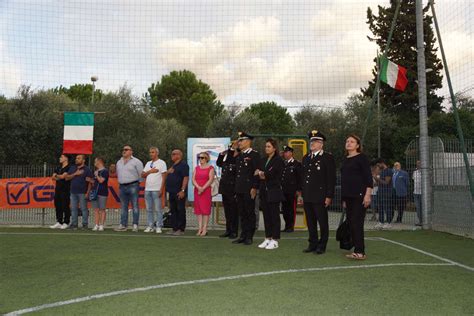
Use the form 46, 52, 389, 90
60, 223, 69, 230
144, 227, 154, 233
92, 225, 99, 231
265, 240, 279, 250
383, 223, 392, 229
132, 224, 139, 232
49, 222, 62, 229
374, 222, 384, 230
98, 225, 104, 231
156, 227, 162, 234
258, 239, 271, 249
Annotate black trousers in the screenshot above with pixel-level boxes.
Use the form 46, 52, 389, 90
303, 202, 328, 250
261, 197, 281, 239
169, 195, 186, 231
222, 193, 238, 235
54, 189, 71, 224
345, 196, 367, 254
236, 192, 256, 240
281, 192, 296, 229
394, 196, 407, 222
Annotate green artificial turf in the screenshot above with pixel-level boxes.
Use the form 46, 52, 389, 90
1, 228, 473, 315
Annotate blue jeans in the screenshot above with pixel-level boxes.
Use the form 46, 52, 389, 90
378, 192, 393, 224
414, 194, 422, 225
119, 182, 140, 227
145, 191, 163, 228
70, 193, 88, 227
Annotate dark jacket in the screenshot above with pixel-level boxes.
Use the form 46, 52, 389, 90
281, 159, 302, 194
216, 149, 237, 196
301, 151, 336, 203
235, 148, 261, 194
259, 154, 285, 203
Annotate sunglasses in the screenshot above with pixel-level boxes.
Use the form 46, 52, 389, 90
199, 156, 206, 160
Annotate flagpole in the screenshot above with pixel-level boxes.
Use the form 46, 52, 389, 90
377, 51, 381, 158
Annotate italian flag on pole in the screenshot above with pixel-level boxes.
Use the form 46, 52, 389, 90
63, 112, 94, 154
380, 57, 408, 92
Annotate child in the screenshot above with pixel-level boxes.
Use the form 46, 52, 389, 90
91, 157, 109, 231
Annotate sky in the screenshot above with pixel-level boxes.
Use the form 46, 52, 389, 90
0, 0, 472, 109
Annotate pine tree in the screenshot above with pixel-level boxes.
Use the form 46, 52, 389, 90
363, 0, 444, 124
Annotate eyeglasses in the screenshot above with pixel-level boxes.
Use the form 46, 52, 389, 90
122, 148, 131, 152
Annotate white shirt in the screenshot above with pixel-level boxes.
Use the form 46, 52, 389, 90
143, 159, 167, 191
413, 169, 421, 195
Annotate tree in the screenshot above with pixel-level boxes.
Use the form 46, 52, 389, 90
206, 105, 262, 138
52, 84, 103, 106
146, 70, 224, 136
363, 0, 444, 124
243, 101, 295, 135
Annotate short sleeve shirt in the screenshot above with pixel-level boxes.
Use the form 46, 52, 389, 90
379, 167, 394, 194
92, 168, 109, 196
54, 164, 71, 192
69, 165, 93, 194
143, 159, 167, 191
165, 161, 190, 194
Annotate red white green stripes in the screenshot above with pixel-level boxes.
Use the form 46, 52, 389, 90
63, 112, 94, 154
380, 57, 408, 92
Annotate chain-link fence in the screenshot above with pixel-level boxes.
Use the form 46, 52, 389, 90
0, 163, 421, 231
406, 137, 474, 238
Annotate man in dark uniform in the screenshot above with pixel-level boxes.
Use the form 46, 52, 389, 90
300, 130, 336, 254
216, 141, 239, 239
232, 131, 261, 245
281, 145, 302, 233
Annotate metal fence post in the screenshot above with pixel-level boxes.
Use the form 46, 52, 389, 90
42, 162, 47, 226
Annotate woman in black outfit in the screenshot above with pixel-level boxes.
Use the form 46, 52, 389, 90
341, 134, 373, 260
255, 139, 285, 250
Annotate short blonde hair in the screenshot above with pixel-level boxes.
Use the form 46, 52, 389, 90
199, 152, 210, 162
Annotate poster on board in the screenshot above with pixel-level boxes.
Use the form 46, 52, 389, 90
186, 137, 230, 202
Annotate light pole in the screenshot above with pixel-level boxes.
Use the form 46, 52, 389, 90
91, 75, 98, 106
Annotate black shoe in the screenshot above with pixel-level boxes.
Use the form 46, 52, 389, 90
285, 228, 294, 233
315, 247, 326, 255
220, 232, 231, 238
232, 237, 246, 244
303, 247, 316, 253
68, 225, 78, 230
243, 239, 253, 245
228, 233, 238, 239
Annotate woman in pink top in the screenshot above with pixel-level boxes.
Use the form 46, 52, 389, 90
192, 152, 215, 236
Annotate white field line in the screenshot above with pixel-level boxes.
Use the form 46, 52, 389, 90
4, 262, 453, 316
377, 237, 474, 272
0, 232, 381, 241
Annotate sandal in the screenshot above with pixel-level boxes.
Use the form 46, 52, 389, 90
196, 230, 202, 236
345, 252, 367, 260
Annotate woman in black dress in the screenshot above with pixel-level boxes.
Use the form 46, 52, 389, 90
341, 134, 373, 260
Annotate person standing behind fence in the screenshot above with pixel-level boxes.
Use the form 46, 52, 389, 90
280, 145, 302, 233
374, 159, 393, 229
255, 139, 285, 250
301, 130, 336, 255
50, 154, 72, 229
65, 154, 93, 230
412, 160, 422, 227
166, 149, 190, 236
392, 162, 409, 223
216, 142, 239, 239
341, 134, 372, 260
192, 152, 215, 237
142, 147, 167, 234
114, 145, 144, 232
369, 162, 380, 221
232, 132, 261, 246
91, 157, 109, 232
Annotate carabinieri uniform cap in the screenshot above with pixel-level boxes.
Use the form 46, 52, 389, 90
283, 145, 294, 152
237, 131, 254, 141
308, 130, 326, 142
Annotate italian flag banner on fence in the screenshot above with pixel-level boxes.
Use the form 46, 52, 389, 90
380, 57, 408, 92
63, 112, 94, 154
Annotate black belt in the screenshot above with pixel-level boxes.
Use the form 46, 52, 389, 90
120, 181, 139, 186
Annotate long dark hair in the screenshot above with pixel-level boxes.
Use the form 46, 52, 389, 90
345, 134, 362, 155
266, 138, 279, 156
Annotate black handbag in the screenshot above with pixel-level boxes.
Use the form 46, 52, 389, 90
336, 209, 353, 250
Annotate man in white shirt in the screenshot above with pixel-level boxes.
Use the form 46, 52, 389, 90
412, 160, 422, 226
142, 147, 167, 233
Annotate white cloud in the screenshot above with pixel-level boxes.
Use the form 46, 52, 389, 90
0, 40, 22, 96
